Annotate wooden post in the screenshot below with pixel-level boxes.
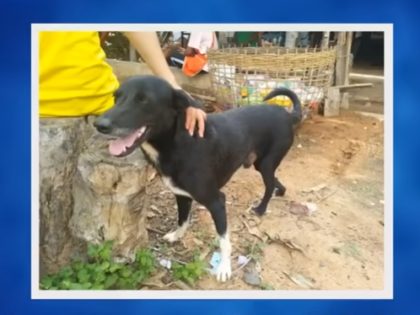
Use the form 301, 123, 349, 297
344, 32, 353, 85
324, 87, 341, 116
129, 44, 136, 62
332, 32, 353, 111
335, 32, 353, 86
218, 32, 228, 46
285, 32, 298, 48
335, 32, 347, 86
321, 32, 330, 49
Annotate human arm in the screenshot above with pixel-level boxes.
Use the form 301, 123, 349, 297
124, 31, 181, 89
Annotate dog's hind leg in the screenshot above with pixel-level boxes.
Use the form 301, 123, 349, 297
163, 195, 192, 243
253, 160, 276, 215
253, 151, 288, 215
274, 177, 286, 196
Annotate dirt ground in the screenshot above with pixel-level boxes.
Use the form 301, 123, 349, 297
142, 108, 384, 291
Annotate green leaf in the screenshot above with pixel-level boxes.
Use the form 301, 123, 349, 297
99, 247, 112, 261
60, 279, 71, 290
94, 271, 106, 284
172, 257, 206, 285
58, 266, 74, 279
109, 263, 122, 273
91, 284, 105, 290
87, 244, 99, 259
68, 282, 91, 290
40, 276, 53, 290
116, 278, 129, 289
98, 261, 110, 271
103, 274, 118, 289
77, 269, 90, 283
120, 267, 133, 278
39, 245, 157, 291
104, 240, 114, 249
81, 282, 92, 290
133, 270, 146, 285
72, 261, 84, 271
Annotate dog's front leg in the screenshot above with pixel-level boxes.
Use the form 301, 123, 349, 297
216, 232, 232, 282
163, 195, 192, 243
205, 194, 232, 282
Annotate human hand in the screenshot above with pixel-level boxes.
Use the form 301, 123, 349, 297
185, 106, 207, 138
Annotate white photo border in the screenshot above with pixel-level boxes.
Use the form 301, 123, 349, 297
31, 23, 393, 300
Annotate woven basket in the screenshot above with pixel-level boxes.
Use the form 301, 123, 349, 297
207, 47, 336, 109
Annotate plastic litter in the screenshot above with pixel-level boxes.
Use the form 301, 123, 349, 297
237, 255, 250, 266
209, 252, 222, 275
159, 258, 172, 269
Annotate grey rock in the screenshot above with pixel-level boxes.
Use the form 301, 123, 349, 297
243, 267, 261, 286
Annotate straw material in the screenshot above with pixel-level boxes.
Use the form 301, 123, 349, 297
208, 47, 337, 108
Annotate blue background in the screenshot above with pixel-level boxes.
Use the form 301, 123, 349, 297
0, 0, 418, 314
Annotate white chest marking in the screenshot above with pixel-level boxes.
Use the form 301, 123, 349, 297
141, 142, 192, 198
162, 176, 192, 198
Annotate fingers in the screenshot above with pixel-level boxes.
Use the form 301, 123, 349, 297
197, 110, 206, 138
185, 107, 194, 136
185, 107, 206, 137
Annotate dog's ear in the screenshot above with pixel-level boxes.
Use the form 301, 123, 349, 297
173, 89, 201, 110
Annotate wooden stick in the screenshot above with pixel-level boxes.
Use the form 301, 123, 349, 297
335, 83, 374, 90
349, 73, 384, 83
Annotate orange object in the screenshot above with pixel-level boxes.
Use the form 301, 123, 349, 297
182, 53, 208, 77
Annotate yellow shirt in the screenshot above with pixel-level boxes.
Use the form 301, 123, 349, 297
39, 31, 119, 117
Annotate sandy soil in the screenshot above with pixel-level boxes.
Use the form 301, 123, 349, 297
143, 110, 384, 290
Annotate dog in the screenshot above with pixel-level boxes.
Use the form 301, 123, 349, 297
94, 75, 302, 282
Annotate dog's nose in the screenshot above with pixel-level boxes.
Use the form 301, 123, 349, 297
94, 117, 112, 134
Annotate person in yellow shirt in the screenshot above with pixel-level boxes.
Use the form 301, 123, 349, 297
39, 32, 206, 275
39, 31, 206, 136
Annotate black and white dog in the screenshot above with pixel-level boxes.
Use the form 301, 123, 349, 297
94, 75, 302, 282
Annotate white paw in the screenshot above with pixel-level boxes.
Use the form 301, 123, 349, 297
163, 231, 178, 243
216, 259, 232, 282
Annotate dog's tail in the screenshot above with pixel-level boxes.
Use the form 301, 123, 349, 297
263, 87, 302, 124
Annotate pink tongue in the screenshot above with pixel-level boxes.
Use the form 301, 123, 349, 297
109, 127, 145, 156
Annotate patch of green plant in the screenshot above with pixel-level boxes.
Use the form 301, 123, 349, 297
40, 241, 155, 290
260, 282, 275, 290
245, 240, 266, 261
172, 254, 206, 286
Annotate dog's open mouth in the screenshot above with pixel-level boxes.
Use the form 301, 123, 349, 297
108, 126, 149, 157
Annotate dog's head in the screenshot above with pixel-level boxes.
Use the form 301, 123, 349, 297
94, 75, 191, 157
